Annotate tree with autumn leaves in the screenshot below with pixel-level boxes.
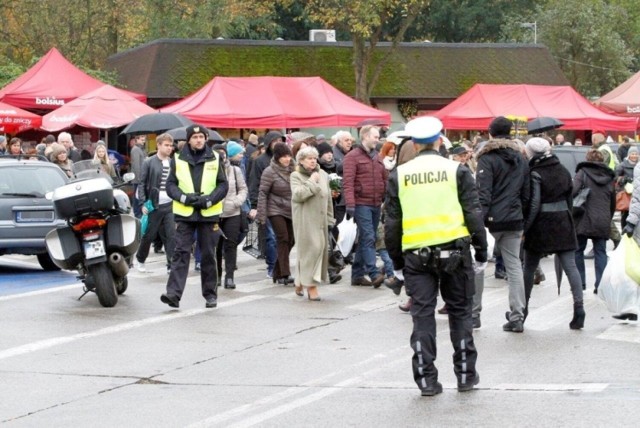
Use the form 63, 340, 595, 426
0, 0, 639, 103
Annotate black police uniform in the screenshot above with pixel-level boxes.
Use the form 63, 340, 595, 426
385, 149, 487, 394
164, 143, 228, 307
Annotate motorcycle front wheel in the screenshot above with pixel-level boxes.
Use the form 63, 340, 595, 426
89, 262, 118, 307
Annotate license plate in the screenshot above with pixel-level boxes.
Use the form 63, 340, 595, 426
16, 210, 55, 222
83, 239, 106, 259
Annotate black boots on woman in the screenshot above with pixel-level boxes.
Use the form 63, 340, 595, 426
569, 304, 586, 330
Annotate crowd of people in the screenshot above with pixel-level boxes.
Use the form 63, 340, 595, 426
2, 117, 638, 396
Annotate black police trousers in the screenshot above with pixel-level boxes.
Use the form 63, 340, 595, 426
166, 221, 221, 302
404, 247, 478, 391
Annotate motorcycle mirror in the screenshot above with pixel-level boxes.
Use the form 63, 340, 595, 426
122, 172, 135, 182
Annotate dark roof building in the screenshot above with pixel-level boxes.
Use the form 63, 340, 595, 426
106, 39, 569, 110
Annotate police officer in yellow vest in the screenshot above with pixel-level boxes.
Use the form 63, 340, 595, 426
592, 132, 618, 171
384, 116, 487, 396
161, 124, 228, 309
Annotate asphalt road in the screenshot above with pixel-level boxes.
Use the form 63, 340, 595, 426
1, 248, 639, 427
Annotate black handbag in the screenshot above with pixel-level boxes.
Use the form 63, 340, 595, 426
572, 187, 590, 217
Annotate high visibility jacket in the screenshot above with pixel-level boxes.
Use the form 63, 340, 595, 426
597, 145, 617, 170
398, 155, 469, 250
173, 153, 223, 217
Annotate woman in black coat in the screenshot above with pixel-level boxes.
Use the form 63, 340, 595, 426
573, 150, 615, 294
523, 138, 584, 329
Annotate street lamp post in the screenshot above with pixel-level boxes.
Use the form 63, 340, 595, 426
520, 21, 537, 44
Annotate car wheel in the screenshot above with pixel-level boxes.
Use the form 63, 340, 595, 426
37, 253, 61, 271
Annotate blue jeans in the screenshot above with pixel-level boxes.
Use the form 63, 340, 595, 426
352, 205, 381, 279
378, 249, 394, 278
575, 236, 607, 290
265, 219, 276, 275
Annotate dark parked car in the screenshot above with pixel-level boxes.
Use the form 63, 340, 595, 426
552, 145, 589, 176
0, 156, 68, 270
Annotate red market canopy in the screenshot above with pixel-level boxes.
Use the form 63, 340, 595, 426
161, 76, 390, 128
0, 101, 42, 133
434, 84, 638, 131
41, 84, 156, 132
594, 70, 640, 116
0, 47, 146, 110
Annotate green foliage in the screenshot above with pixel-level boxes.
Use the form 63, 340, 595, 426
0, 60, 26, 88
82, 68, 123, 87
537, 0, 632, 97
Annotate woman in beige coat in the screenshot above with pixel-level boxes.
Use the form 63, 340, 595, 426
290, 147, 334, 301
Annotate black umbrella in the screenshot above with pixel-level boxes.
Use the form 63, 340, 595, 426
165, 125, 224, 142
121, 113, 194, 135
554, 254, 563, 295
527, 117, 564, 134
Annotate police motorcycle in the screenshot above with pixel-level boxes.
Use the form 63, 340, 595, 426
45, 160, 141, 307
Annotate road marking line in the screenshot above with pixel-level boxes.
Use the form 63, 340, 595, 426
597, 323, 640, 344
492, 383, 608, 392
0, 295, 266, 361
0, 284, 79, 301
186, 348, 408, 428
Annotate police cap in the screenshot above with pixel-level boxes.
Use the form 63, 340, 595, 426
403, 116, 443, 144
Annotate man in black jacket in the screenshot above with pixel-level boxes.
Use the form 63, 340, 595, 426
476, 117, 530, 332
161, 125, 228, 309
135, 133, 175, 274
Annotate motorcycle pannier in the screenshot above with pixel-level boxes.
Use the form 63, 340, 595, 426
45, 226, 84, 270
52, 178, 114, 218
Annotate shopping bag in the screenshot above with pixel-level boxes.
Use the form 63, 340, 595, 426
140, 200, 155, 236
598, 238, 640, 314
336, 217, 357, 257
624, 235, 640, 285
615, 191, 631, 211
486, 227, 495, 257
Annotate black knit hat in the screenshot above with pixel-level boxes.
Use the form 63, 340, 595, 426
186, 124, 208, 142
272, 142, 292, 162
316, 142, 333, 158
264, 131, 284, 147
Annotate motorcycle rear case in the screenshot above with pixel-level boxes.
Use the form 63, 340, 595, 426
106, 214, 141, 257
45, 226, 84, 270
52, 178, 114, 219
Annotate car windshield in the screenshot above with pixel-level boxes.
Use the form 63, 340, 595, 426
0, 166, 67, 198
72, 160, 114, 184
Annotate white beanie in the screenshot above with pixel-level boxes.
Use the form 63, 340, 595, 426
525, 137, 551, 159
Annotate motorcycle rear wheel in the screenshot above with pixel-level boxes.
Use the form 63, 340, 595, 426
89, 262, 118, 307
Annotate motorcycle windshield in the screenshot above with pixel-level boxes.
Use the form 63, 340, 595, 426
72, 160, 114, 184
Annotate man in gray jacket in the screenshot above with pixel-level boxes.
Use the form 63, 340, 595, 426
130, 135, 148, 218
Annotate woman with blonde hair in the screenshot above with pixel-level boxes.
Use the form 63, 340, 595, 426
50, 143, 74, 178
290, 146, 334, 301
93, 141, 117, 178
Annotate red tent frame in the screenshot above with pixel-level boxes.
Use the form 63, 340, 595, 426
0, 48, 145, 110
434, 84, 637, 131
162, 76, 390, 128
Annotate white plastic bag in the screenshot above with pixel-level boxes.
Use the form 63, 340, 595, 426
336, 217, 357, 257
598, 238, 640, 314
486, 227, 495, 257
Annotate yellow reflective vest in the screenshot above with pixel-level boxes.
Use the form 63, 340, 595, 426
597, 144, 616, 170
173, 153, 223, 217
398, 154, 469, 250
